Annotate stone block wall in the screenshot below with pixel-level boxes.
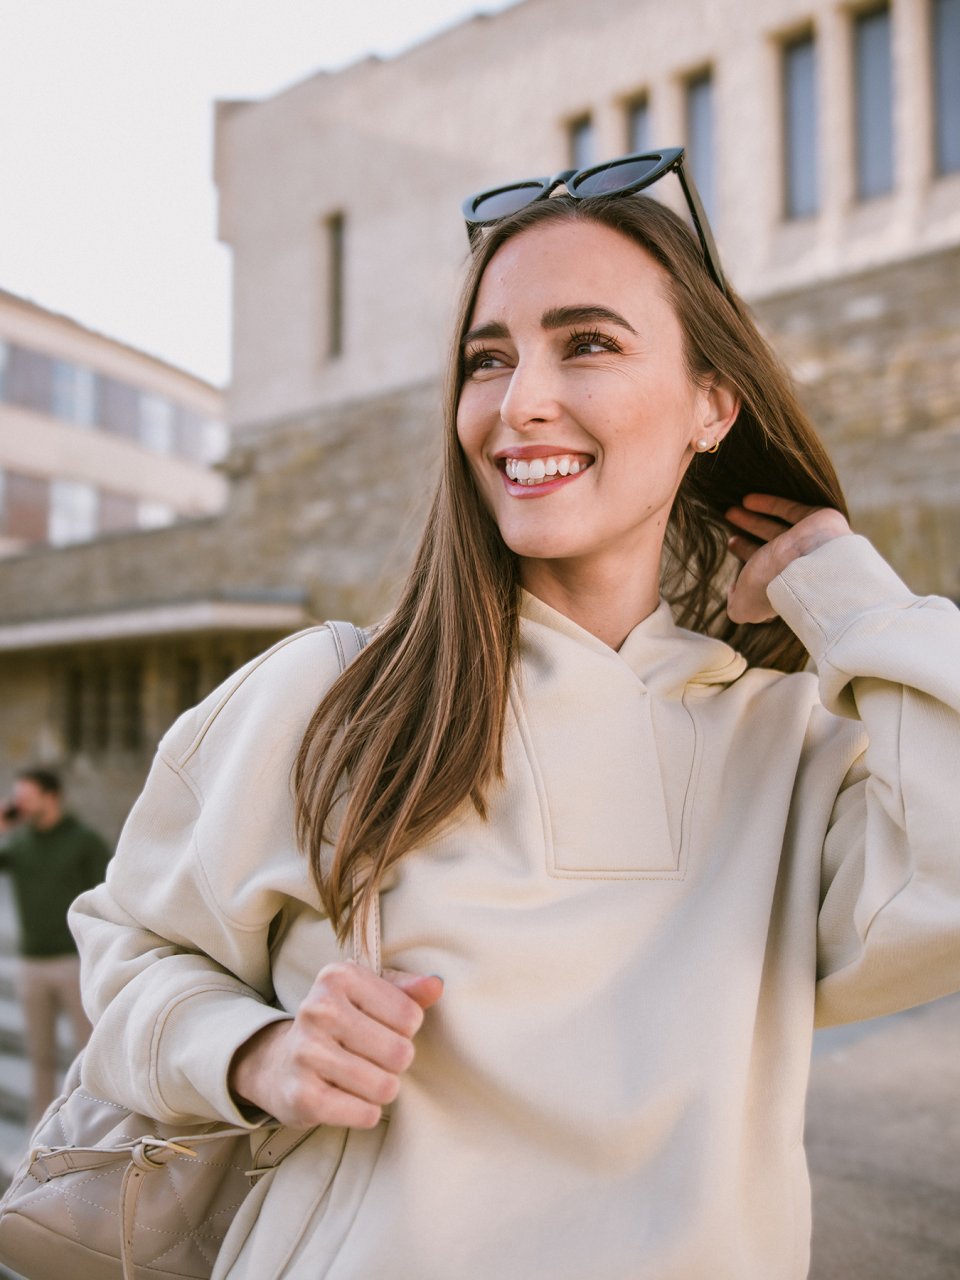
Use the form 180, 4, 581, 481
753, 245, 960, 598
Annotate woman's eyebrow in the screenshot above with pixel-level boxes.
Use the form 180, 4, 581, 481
541, 305, 637, 334
462, 320, 509, 347
461, 305, 636, 348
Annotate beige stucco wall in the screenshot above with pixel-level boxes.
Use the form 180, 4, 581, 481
0, 291, 221, 413
0, 289, 226, 552
215, 0, 960, 431
0, 408, 226, 515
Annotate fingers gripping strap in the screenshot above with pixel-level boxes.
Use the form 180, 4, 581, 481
326, 621, 382, 977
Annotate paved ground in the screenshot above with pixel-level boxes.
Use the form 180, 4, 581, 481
807, 993, 960, 1279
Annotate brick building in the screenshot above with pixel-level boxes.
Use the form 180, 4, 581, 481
0, 0, 958, 837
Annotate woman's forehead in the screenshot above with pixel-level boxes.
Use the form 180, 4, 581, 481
471, 219, 670, 319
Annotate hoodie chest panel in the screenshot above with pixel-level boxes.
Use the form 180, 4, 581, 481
512, 636, 697, 878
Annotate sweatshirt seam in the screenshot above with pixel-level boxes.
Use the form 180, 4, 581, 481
820, 595, 929, 666
819, 686, 911, 981
507, 688, 556, 875
775, 571, 929, 667
170, 624, 333, 771
151, 750, 279, 933
148, 981, 267, 1118
818, 870, 917, 984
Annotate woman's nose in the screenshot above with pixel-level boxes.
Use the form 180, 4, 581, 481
498, 357, 561, 431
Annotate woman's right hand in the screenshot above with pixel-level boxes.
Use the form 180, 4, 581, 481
228, 963, 443, 1129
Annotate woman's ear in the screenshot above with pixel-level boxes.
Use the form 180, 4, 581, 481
706, 373, 742, 445
690, 376, 741, 454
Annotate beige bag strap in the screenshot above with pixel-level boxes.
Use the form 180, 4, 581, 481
326, 620, 383, 976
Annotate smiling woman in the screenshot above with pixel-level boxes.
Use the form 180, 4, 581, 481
62, 161, 960, 1280
455, 218, 740, 636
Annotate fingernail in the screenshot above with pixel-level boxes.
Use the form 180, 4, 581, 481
429, 974, 444, 982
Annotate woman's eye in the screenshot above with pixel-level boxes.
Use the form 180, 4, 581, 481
463, 349, 505, 375
569, 330, 620, 357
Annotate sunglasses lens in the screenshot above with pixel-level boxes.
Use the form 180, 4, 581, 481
573, 155, 664, 197
470, 182, 545, 222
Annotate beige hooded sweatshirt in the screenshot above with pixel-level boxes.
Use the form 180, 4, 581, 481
70, 535, 960, 1279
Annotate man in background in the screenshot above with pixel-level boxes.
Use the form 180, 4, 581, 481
0, 768, 111, 1124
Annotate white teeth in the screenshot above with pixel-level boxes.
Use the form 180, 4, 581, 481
504, 454, 587, 485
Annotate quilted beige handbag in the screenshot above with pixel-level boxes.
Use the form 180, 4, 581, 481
0, 622, 376, 1280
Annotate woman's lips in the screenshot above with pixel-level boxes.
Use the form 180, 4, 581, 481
496, 449, 594, 488
497, 451, 594, 494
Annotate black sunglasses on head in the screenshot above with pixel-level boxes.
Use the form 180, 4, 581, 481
461, 146, 728, 297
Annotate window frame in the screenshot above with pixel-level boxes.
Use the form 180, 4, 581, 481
852, 3, 895, 201
684, 68, 716, 222
781, 29, 820, 220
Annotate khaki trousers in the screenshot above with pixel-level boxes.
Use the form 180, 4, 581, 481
17, 954, 92, 1126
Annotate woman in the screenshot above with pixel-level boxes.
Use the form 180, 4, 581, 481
71, 154, 960, 1279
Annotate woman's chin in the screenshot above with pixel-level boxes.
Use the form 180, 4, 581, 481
504, 535, 583, 564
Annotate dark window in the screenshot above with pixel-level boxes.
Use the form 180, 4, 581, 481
2, 472, 49, 543
177, 656, 202, 713
98, 375, 140, 437
783, 34, 819, 218
854, 6, 894, 198
568, 115, 595, 169
686, 71, 716, 220
626, 97, 651, 154
7, 346, 54, 414
211, 653, 238, 689
326, 212, 346, 359
119, 660, 144, 752
91, 666, 111, 754
933, 0, 960, 174
51, 360, 97, 425
64, 667, 85, 754
61, 657, 145, 757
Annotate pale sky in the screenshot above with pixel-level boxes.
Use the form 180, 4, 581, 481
0, 0, 522, 387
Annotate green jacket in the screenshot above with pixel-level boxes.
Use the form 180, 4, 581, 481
0, 815, 111, 957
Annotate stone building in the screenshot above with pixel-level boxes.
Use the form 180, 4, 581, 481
0, 0, 958, 837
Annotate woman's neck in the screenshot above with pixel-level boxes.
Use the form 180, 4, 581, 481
520, 556, 661, 651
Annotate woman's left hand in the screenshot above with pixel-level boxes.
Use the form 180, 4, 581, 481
725, 494, 852, 624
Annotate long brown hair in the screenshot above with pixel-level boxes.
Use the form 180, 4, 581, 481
294, 193, 848, 940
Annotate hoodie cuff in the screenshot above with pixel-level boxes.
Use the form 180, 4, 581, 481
153, 987, 293, 1127
766, 535, 921, 713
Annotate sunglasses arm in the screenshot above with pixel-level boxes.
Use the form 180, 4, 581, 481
675, 166, 728, 297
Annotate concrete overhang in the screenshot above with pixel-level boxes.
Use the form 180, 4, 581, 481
0, 598, 310, 652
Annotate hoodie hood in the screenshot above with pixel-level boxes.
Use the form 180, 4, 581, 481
519, 591, 747, 697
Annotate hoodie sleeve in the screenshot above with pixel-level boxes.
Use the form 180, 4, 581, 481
767, 535, 960, 1026
69, 626, 344, 1125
